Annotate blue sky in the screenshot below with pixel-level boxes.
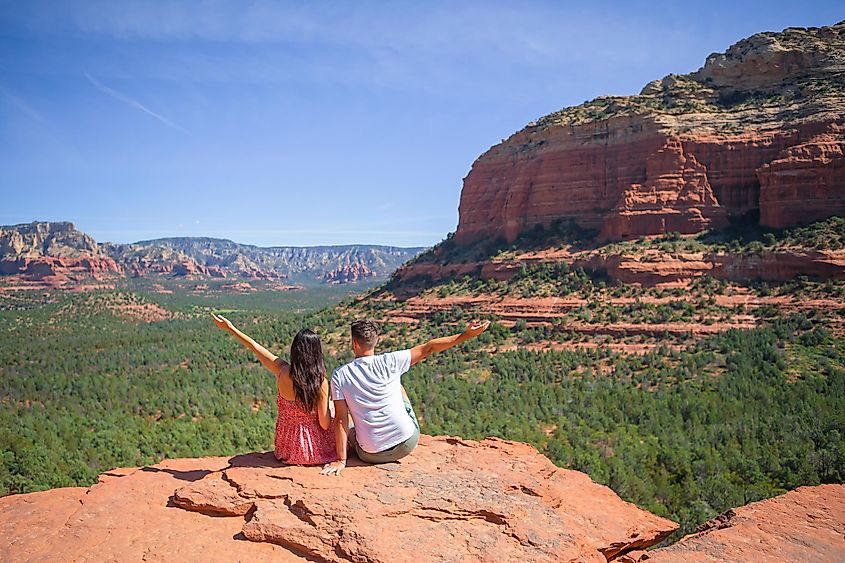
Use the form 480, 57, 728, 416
1, 1, 841, 247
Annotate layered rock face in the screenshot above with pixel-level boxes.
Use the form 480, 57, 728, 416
0, 222, 123, 282
394, 245, 845, 289
0, 221, 98, 258
0, 256, 123, 280
757, 124, 845, 228
1, 436, 841, 562
455, 21, 845, 245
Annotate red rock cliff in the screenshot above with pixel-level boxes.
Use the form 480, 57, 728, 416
455, 21, 845, 244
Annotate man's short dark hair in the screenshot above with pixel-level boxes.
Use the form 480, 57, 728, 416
351, 320, 379, 348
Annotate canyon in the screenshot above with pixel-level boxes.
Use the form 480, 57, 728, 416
0, 221, 422, 287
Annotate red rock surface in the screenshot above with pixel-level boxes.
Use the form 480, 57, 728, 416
0, 256, 123, 281
395, 247, 845, 289
173, 436, 677, 561
0, 460, 295, 562
2, 438, 842, 562
455, 119, 844, 245
622, 484, 845, 562
600, 138, 727, 240
220, 281, 257, 292
758, 124, 845, 228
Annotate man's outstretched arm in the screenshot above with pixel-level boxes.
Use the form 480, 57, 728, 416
410, 321, 491, 366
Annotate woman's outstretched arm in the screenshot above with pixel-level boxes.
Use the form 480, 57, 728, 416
211, 313, 286, 375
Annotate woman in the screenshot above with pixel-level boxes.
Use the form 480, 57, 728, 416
211, 313, 337, 465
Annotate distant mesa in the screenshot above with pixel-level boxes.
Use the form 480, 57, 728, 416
0, 221, 424, 288
219, 281, 257, 293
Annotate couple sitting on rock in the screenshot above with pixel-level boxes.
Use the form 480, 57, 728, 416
212, 314, 489, 475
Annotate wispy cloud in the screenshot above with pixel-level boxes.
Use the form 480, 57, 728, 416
0, 86, 48, 123
84, 71, 186, 131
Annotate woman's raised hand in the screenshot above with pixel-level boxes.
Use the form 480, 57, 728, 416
211, 313, 235, 332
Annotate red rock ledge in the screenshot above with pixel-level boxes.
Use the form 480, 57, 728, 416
622, 484, 845, 562
1, 436, 841, 562
0, 436, 676, 562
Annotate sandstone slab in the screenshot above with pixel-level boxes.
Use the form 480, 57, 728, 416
0, 458, 296, 562
626, 484, 845, 562
173, 436, 678, 562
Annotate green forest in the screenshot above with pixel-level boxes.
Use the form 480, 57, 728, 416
1, 272, 844, 540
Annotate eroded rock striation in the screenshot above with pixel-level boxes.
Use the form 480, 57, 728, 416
322, 263, 378, 284
454, 21, 845, 245
394, 245, 845, 290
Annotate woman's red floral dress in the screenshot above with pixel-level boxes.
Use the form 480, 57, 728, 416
274, 394, 337, 465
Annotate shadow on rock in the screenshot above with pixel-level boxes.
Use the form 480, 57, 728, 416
141, 466, 213, 482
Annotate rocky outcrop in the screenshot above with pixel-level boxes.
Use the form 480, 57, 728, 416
0, 436, 679, 562
454, 21, 845, 245
757, 125, 845, 228
1, 437, 842, 562
622, 484, 845, 562
0, 256, 122, 280
600, 139, 727, 240
0, 221, 98, 258
172, 436, 678, 561
0, 462, 296, 562
0, 222, 123, 284
322, 263, 378, 284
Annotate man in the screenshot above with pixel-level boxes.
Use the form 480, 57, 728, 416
321, 319, 490, 475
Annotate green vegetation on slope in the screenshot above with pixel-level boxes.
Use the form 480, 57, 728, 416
407, 216, 845, 272
1, 280, 843, 541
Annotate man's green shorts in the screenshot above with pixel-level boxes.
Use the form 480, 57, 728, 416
354, 396, 420, 464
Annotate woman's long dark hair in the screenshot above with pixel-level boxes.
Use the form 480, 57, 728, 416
288, 328, 326, 412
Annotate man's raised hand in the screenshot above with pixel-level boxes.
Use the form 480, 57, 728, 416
463, 320, 491, 339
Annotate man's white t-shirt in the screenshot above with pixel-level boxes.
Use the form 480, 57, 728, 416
331, 350, 414, 454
